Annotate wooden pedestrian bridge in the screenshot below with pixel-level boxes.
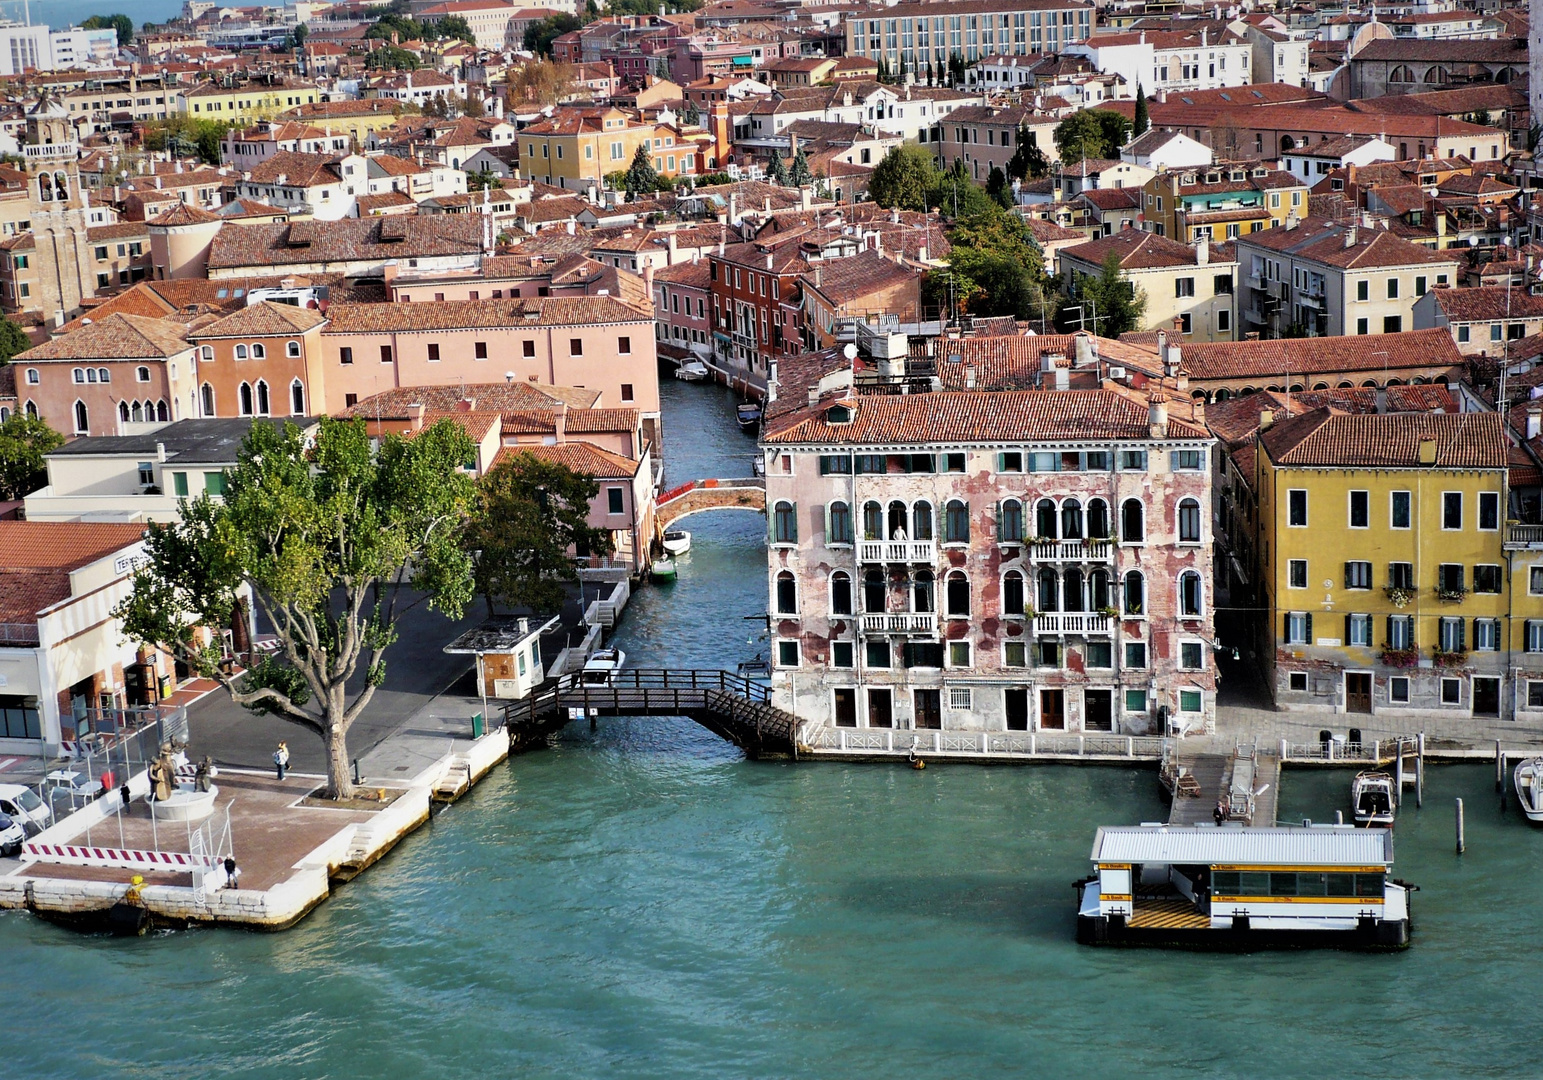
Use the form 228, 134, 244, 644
501, 669, 798, 759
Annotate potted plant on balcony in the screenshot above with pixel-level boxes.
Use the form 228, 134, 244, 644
1383, 585, 1415, 608
1097, 605, 1119, 620
1435, 584, 1468, 604
1378, 645, 1419, 668
1432, 647, 1469, 668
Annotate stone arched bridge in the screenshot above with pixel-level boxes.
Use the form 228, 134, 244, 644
656, 477, 765, 533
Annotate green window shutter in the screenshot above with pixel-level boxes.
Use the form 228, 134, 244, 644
1345, 613, 1352, 643
1305, 613, 1312, 643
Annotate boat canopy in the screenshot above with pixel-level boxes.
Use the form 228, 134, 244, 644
1091, 825, 1393, 868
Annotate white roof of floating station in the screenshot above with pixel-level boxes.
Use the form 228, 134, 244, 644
1091, 826, 1394, 867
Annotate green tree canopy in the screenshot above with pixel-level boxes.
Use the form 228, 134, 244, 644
114, 417, 478, 800
82, 13, 133, 45
1006, 124, 1049, 182
869, 143, 938, 211
0, 316, 30, 363
0, 413, 63, 501
524, 14, 582, 56
430, 14, 476, 42
142, 116, 232, 164
1058, 249, 1147, 337
765, 151, 789, 186
366, 45, 421, 71
985, 165, 1013, 210
789, 145, 813, 187
1054, 108, 1132, 162
1133, 85, 1149, 137
463, 451, 613, 616
625, 141, 661, 196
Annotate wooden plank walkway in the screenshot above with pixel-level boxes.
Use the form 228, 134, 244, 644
1253, 752, 1281, 826
1167, 753, 1231, 825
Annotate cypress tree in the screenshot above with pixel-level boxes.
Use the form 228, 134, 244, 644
1133, 84, 1149, 138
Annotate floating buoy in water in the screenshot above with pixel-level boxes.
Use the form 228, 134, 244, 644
912, 758, 926, 770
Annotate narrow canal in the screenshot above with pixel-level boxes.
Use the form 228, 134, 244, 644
8, 376, 1543, 1078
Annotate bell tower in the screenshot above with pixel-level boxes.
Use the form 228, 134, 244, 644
22, 89, 93, 323
23, 89, 83, 212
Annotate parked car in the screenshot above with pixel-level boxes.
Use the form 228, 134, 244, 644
0, 813, 22, 856
0, 784, 52, 832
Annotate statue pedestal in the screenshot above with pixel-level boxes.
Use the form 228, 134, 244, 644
149, 785, 219, 823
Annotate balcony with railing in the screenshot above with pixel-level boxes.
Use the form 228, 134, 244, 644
858, 538, 937, 564
1032, 612, 1113, 636
1506, 523, 1543, 549
860, 611, 937, 635
25, 141, 78, 160
0, 621, 40, 646
1028, 539, 1112, 563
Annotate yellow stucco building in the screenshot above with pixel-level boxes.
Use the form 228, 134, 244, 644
517, 108, 696, 191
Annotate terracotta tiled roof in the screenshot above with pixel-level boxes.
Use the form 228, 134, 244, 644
1235, 217, 1454, 270
1261, 408, 1506, 469
0, 521, 146, 572
189, 300, 327, 339
803, 251, 919, 306
150, 202, 222, 226
493, 440, 642, 477
564, 406, 638, 433
654, 258, 711, 289
924, 333, 1156, 389
1181, 329, 1463, 381
206, 217, 483, 270
415, 409, 502, 442
1062, 229, 1219, 271
18, 313, 191, 362
246, 150, 342, 187
340, 382, 599, 418
324, 295, 648, 333
1430, 286, 1543, 323
0, 573, 69, 627
764, 389, 1207, 445
1205, 385, 1458, 446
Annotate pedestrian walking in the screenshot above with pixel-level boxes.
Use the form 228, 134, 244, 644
274, 741, 289, 781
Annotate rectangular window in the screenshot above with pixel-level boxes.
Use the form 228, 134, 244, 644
1172, 449, 1204, 470
1530, 682, 1543, 709
777, 640, 800, 667
942, 453, 966, 473
1348, 614, 1372, 647
1125, 689, 1148, 713
949, 687, 973, 709
1086, 641, 1112, 668
1474, 618, 1499, 652
1391, 491, 1411, 529
1349, 490, 1369, 528
523, 341, 536, 358
1356, 280, 1369, 302
1383, 315, 1402, 334
427, 343, 440, 362
1441, 678, 1461, 705
620, 383, 634, 402
1439, 617, 1465, 653
1473, 565, 1501, 593
1036, 640, 1061, 668
1288, 559, 1308, 589
1289, 672, 1308, 692
1119, 450, 1147, 470
474, 342, 487, 359
832, 641, 854, 668
380, 346, 393, 364
618, 336, 631, 354
1124, 641, 1147, 669
1437, 563, 1465, 595
1356, 318, 1369, 335
607, 487, 624, 515
1004, 641, 1027, 668
1175, 277, 1195, 298
569, 338, 583, 356
948, 641, 971, 668
1179, 689, 1203, 713
1532, 567, 1543, 595
818, 455, 853, 475
1180, 642, 1203, 669
1288, 489, 1307, 527
865, 640, 891, 669
997, 451, 1023, 473
1443, 492, 1461, 530
1344, 561, 1371, 589
1479, 491, 1499, 531
1415, 275, 1427, 296
1388, 562, 1414, 590
204, 471, 227, 496
1285, 612, 1310, 645
1388, 614, 1414, 649
172, 471, 188, 497
338, 346, 353, 365
1390, 677, 1410, 704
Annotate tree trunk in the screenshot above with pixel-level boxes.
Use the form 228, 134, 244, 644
324, 689, 355, 800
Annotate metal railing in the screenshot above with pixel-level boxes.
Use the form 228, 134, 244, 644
860, 611, 937, 635
0, 621, 39, 645
1032, 612, 1112, 635
1028, 539, 1112, 563
858, 539, 937, 564
803, 726, 1166, 758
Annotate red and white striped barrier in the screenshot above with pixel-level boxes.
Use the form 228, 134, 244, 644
22, 842, 222, 871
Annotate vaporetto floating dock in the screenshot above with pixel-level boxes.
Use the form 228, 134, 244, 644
1077, 824, 1411, 950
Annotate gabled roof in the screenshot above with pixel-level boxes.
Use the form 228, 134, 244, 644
1261, 408, 1506, 469
493, 440, 642, 477
0, 521, 146, 573
17, 313, 191, 362
324, 296, 648, 333
1062, 228, 1217, 271
206, 217, 484, 270
1180, 328, 1462, 380
189, 300, 327, 339
1235, 217, 1454, 270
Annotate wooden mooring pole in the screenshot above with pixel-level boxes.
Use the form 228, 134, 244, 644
1416, 733, 1425, 810
1455, 798, 1466, 855
1394, 745, 1404, 807
1497, 740, 1505, 793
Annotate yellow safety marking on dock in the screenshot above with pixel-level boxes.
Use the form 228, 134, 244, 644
1210, 865, 1388, 873
1128, 899, 1210, 930
1211, 895, 1383, 905
1100, 893, 1133, 901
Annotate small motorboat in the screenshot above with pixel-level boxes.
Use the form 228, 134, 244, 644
580, 647, 626, 686
1351, 770, 1396, 827
649, 557, 677, 581
737, 401, 761, 432
661, 529, 691, 555
675, 359, 709, 381
1515, 757, 1543, 822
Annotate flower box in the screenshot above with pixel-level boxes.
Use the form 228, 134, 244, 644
1436, 587, 1468, 604
1384, 586, 1415, 608
1379, 646, 1419, 669
1433, 649, 1469, 668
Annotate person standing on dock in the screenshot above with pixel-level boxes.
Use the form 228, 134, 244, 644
274, 742, 289, 781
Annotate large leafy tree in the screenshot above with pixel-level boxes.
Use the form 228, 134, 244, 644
508, 58, 575, 105
985, 165, 1013, 210
0, 316, 29, 362
869, 143, 938, 211
115, 418, 478, 800
1058, 249, 1147, 337
0, 413, 63, 500
82, 13, 133, 45
366, 45, 421, 71
524, 14, 582, 56
789, 145, 813, 187
463, 451, 613, 617
1006, 124, 1048, 182
625, 142, 661, 196
1054, 108, 1132, 162
765, 152, 789, 186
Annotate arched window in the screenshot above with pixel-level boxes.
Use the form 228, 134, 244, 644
255, 379, 270, 415
72, 367, 84, 383
773, 501, 797, 543
53, 172, 67, 201
829, 501, 852, 544
201, 382, 215, 416
1087, 498, 1109, 539
235, 344, 249, 360
998, 498, 1023, 542
911, 501, 933, 540
286, 341, 301, 358
1180, 571, 1203, 616
775, 571, 797, 614
97, 368, 109, 383
1089, 568, 1110, 610
1389, 64, 1415, 83
1061, 498, 1083, 539
252, 343, 266, 360
1036, 498, 1057, 539
862, 500, 883, 540
131, 401, 144, 422
24, 368, 38, 384
1063, 567, 1085, 612
238, 382, 254, 416
1280, 134, 1295, 152
25, 400, 37, 418
156, 399, 169, 421
1124, 570, 1145, 615
1038, 566, 1060, 612
200, 346, 213, 361
945, 571, 969, 616
1423, 66, 1448, 85
913, 570, 934, 612
863, 569, 886, 612
119, 400, 131, 423
1121, 499, 1144, 542
136, 366, 150, 382
290, 379, 305, 415
1214, 388, 1231, 402
944, 499, 969, 543
887, 500, 908, 539
1003, 570, 1025, 616
830, 571, 852, 615
73, 400, 88, 433
1178, 498, 1202, 543
1338, 381, 1354, 389
1312, 382, 1329, 391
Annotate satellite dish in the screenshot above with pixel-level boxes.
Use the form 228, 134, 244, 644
842, 343, 858, 360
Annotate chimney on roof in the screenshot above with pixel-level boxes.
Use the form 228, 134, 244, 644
1149, 394, 1170, 438
407, 402, 425, 431
1195, 233, 1208, 266
964, 365, 977, 389
1344, 225, 1357, 248
155, 442, 166, 463
1074, 335, 1093, 366
555, 401, 567, 443
1418, 434, 1438, 464
1259, 407, 1274, 430
1376, 384, 1388, 414
1054, 359, 1069, 392
1527, 407, 1543, 441
808, 384, 820, 408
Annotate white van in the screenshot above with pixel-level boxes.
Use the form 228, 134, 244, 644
0, 785, 52, 831
0, 814, 22, 856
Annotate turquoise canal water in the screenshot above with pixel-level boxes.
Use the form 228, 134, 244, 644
8, 378, 1543, 1077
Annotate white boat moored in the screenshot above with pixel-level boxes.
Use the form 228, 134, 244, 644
1351, 770, 1396, 827
675, 360, 710, 381
1515, 757, 1543, 822
662, 530, 691, 555
580, 647, 627, 686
